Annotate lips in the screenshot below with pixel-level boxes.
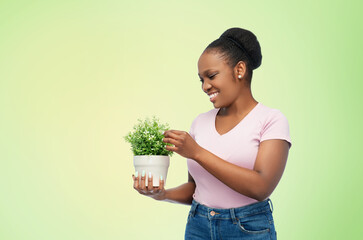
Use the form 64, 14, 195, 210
208, 92, 219, 102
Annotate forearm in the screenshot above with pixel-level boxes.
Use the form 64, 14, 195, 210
162, 181, 196, 205
162, 130, 289, 201
194, 148, 268, 201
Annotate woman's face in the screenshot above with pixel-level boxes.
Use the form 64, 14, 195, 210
197, 51, 243, 109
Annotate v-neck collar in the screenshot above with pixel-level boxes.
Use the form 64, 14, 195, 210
213, 102, 260, 137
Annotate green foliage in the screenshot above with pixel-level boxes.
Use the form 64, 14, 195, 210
124, 116, 174, 156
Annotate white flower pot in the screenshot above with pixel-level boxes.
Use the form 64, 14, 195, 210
133, 155, 170, 187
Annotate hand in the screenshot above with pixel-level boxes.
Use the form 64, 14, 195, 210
132, 172, 166, 201
163, 130, 202, 160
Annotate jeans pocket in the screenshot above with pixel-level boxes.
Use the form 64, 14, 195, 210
186, 212, 193, 225
237, 213, 270, 234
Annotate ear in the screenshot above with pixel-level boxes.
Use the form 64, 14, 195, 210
234, 61, 247, 80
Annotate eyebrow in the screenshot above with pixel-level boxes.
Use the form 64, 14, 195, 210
198, 69, 217, 77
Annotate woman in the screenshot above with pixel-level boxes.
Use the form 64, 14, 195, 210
132, 27, 291, 240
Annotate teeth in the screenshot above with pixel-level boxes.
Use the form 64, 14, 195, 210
209, 92, 219, 99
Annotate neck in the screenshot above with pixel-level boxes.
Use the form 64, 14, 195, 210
218, 89, 258, 117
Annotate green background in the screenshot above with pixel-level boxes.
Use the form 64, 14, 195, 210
1, 0, 362, 239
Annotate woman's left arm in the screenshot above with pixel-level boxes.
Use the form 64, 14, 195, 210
163, 130, 290, 201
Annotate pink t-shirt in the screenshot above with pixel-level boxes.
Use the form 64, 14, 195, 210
187, 102, 292, 209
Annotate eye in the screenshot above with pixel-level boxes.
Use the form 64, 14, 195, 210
199, 78, 204, 83
209, 73, 218, 79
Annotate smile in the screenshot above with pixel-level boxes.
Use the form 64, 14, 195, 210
208, 92, 219, 102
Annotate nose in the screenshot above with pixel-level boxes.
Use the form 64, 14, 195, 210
202, 80, 212, 93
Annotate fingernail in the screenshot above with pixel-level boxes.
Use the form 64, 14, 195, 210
160, 175, 163, 181
135, 171, 139, 178
148, 172, 152, 178
142, 170, 145, 177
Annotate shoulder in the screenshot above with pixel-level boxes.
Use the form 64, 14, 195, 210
188, 108, 218, 134
257, 103, 291, 148
257, 103, 289, 124
190, 108, 218, 125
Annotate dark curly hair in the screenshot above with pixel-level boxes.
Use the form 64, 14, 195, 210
205, 27, 262, 83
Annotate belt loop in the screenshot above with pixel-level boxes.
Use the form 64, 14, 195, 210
230, 208, 238, 224
268, 198, 274, 213
190, 200, 198, 217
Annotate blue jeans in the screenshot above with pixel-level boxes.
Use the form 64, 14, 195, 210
185, 199, 277, 240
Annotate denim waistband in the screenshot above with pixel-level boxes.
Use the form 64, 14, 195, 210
189, 198, 273, 224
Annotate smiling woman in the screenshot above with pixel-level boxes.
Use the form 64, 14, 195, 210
132, 27, 291, 240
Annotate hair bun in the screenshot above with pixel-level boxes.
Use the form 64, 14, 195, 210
220, 28, 262, 70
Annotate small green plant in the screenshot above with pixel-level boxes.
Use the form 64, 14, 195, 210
124, 116, 174, 156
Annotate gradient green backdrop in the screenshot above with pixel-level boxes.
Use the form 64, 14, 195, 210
1, 0, 362, 239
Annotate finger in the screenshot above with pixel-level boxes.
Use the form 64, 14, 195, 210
133, 171, 139, 190
147, 172, 153, 191
164, 131, 183, 140
169, 130, 188, 135
163, 137, 180, 146
158, 175, 165, 190
140, 170, 146, 190
165, 145, 178, 152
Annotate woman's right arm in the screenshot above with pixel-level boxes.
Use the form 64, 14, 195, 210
132, 172, 196, 205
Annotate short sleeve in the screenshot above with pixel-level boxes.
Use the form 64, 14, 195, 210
260, 109, 292, 149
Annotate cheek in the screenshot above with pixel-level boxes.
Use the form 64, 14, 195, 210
222, 83, 239, 96
217, 88, 234, 105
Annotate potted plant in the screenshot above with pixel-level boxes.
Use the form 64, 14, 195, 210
124, 116, 173, 187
